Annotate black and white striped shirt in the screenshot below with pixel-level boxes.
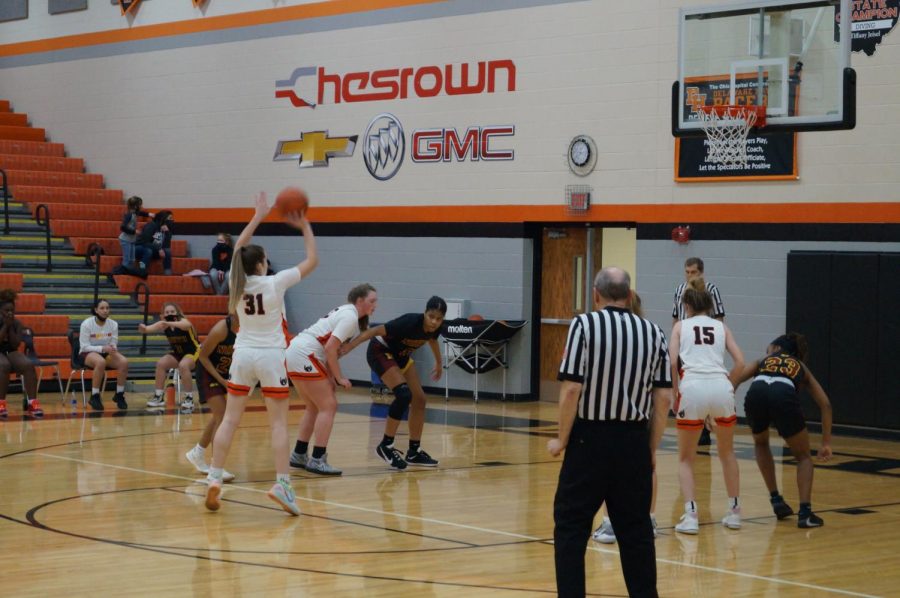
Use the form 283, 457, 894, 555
672, 281, 725, 321
558, 307, 672, 421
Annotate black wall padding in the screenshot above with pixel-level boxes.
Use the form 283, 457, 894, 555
828, 254, 879, 427
786, 252, 832, 421
876, 254, 900, 428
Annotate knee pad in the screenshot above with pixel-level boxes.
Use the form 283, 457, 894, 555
388, 383, 412, 420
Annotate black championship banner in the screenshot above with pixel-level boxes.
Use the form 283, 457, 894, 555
835, 1, 899, 56
676, 72, 798, 182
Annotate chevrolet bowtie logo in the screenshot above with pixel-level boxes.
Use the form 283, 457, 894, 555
273, 131, 357, 168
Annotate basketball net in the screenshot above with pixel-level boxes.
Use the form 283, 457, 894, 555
696, 105, 766, 169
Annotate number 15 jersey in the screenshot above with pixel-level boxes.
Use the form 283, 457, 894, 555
235, 268, 301, 349
679, 315, 727, 378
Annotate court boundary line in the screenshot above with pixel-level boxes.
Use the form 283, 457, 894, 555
33, 452, 878, 598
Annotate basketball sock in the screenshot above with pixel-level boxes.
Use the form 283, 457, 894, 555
92, 387, 100, 395
312, 446, 326, 459
208, 467, 224, 481
276, 473, 291, 485
185, 392, 193, 399
729, 497, 740, 510
380, 435, 395, 447
154, 389, 163, 398
769, 490, 781, 500
294, 440, 309, 455
798, 502, 812, 517
685, 501, 697, 514
409, 440, 421, 453
194, 443, 205, 454
116, 385, 125, 393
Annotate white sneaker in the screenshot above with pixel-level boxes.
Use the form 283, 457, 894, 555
675, 512, 700, 535
185, 446, 209, 473
591, 518, 616, 544
146, 395, 165, 409
267, 481, 301, 516
180, 396, 195, 412
221, 469, 235, 483
722, 508, 742, 530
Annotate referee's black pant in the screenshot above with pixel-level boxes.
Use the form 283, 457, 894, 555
553, 418, 657, 598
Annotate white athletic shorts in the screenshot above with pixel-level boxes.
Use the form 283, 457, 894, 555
675, 375, 736, 430
285, 334, 329, 382
226, 347, 290, 399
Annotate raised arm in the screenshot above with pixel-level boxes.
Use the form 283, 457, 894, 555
198, 319, 229, 388
283, 211, 318, 279
234, 192, 271, 252
802, 365, 833, 461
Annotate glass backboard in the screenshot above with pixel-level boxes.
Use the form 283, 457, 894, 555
673, 0, 856, 136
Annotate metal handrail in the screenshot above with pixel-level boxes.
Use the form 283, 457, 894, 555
88, 244, 104, 304
33, 203, 52, 272
133, 282, 151, 355
1, 168, 8, 235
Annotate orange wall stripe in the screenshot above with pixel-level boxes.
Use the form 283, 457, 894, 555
169, 202, 900, 225
0, 0, 445, 58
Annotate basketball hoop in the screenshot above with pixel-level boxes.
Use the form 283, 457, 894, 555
696, 105, 766, 169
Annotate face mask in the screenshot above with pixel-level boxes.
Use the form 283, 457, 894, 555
94, 313, 107, 323
165, 314, 178, 322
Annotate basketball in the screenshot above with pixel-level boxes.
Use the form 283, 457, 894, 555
469, 314, 484, 321
274, 186, 309, 217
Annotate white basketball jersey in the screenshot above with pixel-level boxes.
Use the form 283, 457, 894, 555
302, 303, 360, 346
234, 268, 301, 349
679, 315, 727, 377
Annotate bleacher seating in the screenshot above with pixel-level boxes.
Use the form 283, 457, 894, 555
0, 273, 24, 292
114, 275, 211, 295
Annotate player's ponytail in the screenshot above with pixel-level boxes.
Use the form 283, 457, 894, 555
682, 277, 713, 316
228, 244, 266, 314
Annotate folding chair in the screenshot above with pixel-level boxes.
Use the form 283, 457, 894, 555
64, 330, 108, 408
442, 319, 527, 401
20, 327, 65, 401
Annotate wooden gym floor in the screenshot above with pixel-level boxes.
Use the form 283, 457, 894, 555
1, 389, 897, 597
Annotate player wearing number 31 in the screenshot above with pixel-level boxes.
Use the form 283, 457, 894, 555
669, 277, 745, 535
204, 191, 318, 517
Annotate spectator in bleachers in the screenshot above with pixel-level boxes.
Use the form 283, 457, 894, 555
0, 289, 42, 418
204, 233, 233, 295
80, 298, 130, 411
118, 196, 153, 271
136, 210, 174, 277
139, 302, 200, 412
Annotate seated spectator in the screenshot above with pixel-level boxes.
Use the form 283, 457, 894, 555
118, 196, 153, 271
0, 289, 42, 418
139, 302, 200, 412
206, 233, 233, 295
136, 211, 174, 276
80, 298, 130, 411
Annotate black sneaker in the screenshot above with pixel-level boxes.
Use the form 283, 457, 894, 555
113, 392, 128, 410
405, 448, 439, 467
771, 496, 794, 520
797, 511, 824, 528
88, 393, 104, 411
375, 444, 407, 470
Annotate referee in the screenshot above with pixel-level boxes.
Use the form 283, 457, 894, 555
548, 267, 672, 598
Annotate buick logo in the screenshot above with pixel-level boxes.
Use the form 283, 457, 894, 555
363, 113, 404, 181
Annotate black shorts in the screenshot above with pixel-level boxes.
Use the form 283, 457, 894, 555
366, 341, 411, 378
744, 380, 806, 439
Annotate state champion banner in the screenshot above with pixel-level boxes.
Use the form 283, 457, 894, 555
675, 72, 799, 182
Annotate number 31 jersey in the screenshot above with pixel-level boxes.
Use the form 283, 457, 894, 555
235, 268, 301, 349
679, 315, 727, 377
